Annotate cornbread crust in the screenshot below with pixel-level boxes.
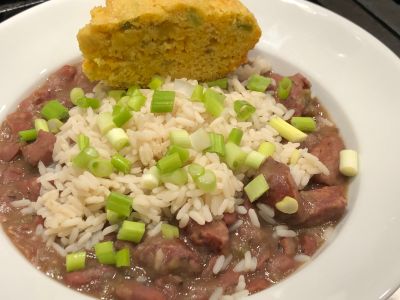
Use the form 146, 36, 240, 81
78, 0, 261, 87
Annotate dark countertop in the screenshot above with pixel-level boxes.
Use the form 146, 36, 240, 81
1, 0, 399, 57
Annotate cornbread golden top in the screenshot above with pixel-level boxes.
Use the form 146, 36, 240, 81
78, 0, 261, 87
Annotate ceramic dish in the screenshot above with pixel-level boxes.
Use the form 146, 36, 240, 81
0, 0, 400, 299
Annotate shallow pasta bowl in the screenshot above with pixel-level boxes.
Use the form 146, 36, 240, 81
1, 0, 400, 299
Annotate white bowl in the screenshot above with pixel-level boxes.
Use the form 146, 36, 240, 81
1, 0, 400, 299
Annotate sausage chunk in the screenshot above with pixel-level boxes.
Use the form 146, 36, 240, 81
115, 281, 166, 300
21, 130, 56, 166
187, 220, 229, 252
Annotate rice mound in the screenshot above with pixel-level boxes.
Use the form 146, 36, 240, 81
21, 57, 328, 256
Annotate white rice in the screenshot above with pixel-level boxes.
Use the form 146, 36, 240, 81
213, 255, 226, 274
294, 254, 311, 263
233, 251, 257, 273
14, 57, 328, 256
229, 220, 243, 232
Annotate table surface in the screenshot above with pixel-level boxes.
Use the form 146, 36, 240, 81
0, 0, 400, 299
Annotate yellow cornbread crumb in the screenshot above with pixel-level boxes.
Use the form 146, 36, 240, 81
77, 0, 261, 87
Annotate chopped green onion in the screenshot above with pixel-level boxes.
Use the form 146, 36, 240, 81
141, 166, 160, 190
106, 128, 129, 150
227, 128, 243, 145
167, 145, 189, 163
111, 154, 132, 174
72, 147, 99, 169
70, 87, 85, 105
108, 89, 126, 101
224, 142, 246, 170
126, 85, 140, 96
190, 128, 211, 152
244, 151, 267, 169
157, 152, 182, 174
339, 149, 358, 176
47, 119, 64, 134
290, 149, 301, 165
106, 209, 124, 225
151, 90, 175, 113
244, 174, 269, 202
160, 168, 188, 186
41, 100, 69, 120
269, 116, 307, 142
275, 196, 298, 214
246, 75, 271, 92
258, 141, 275, 157
113, 106, 132, 127
34, 118, 49, 132
94, 241, 116, 265
117, 221, 145, 243
277, 77, 293, 100
194, 169, 217, 192
97, 112, 116, 135
88, 158, 113, 178
207, 78, 228, 89
161, 224, 179, 239
203, 89, 225, 117
77, 134, 89, 150
66, 251, 86, 272
148, 75, 164, 90
206, 133, 225, 156
76, 97, 101, 109
191, 84, 205, 102
112, 104, 124, 116
290, 117, 316, 132
106, 192, 133, 217
127, 90, 146, 112
188, 163, 205, 179
170, 129, 191, 148
18, 129, 37, 142
118, 95, 130, 107
234, 100, 256, 121
115, 248, 130, 267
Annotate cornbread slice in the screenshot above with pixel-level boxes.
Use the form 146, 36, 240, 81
77, 0, 261, 87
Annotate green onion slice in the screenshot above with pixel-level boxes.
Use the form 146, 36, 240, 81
160, 168, 188, 186
41, 100, 69, 120
207, 78, 228, 89
72, 147, 99, 169
169, 129, 191, 148
127, 90, 147, 112
161, 224, 179, 239
258, 141, 276, 157
111, 154, 132, 174
70, 87, 85, 105
227, 128, 243, 145
206, 133, 225, 156
94, 241, 116, 265
77, 134, 90, 150
190, 128, 211, 152
194, 169, 217, 192
106, 128, 130, 150
157, 152, 182, 174
244, 151, 267, 169
234, 100, 256, 121
113, 106, 132, 127
88, 158, 114, 178
203, 89, 225, 117
151, 90, 175, 113
66, 251, 86, 272
19, 129, 37, 142
106, 192, 133, 218
277, 77, 293, 100
166, 145, 190, 163
34, 118, 49, 132
117, 221, 145, 243
47, 119, 64, 134
108, 89, 126, 101
246, 75, 272, 92
106, 209, 125, 225
76, 97, 101, 109
97, 112, 116, 135
191, 84, 205, 102
148, 75, 164, 90
141, 166, 160, 190
126, 85, 140, 96
269, 116, 307, 142
244, 174, 269, 202
290, 117, 316, 132
115, 248, 131, 268
188, 163, 205, 179
224, 142, 246, 170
